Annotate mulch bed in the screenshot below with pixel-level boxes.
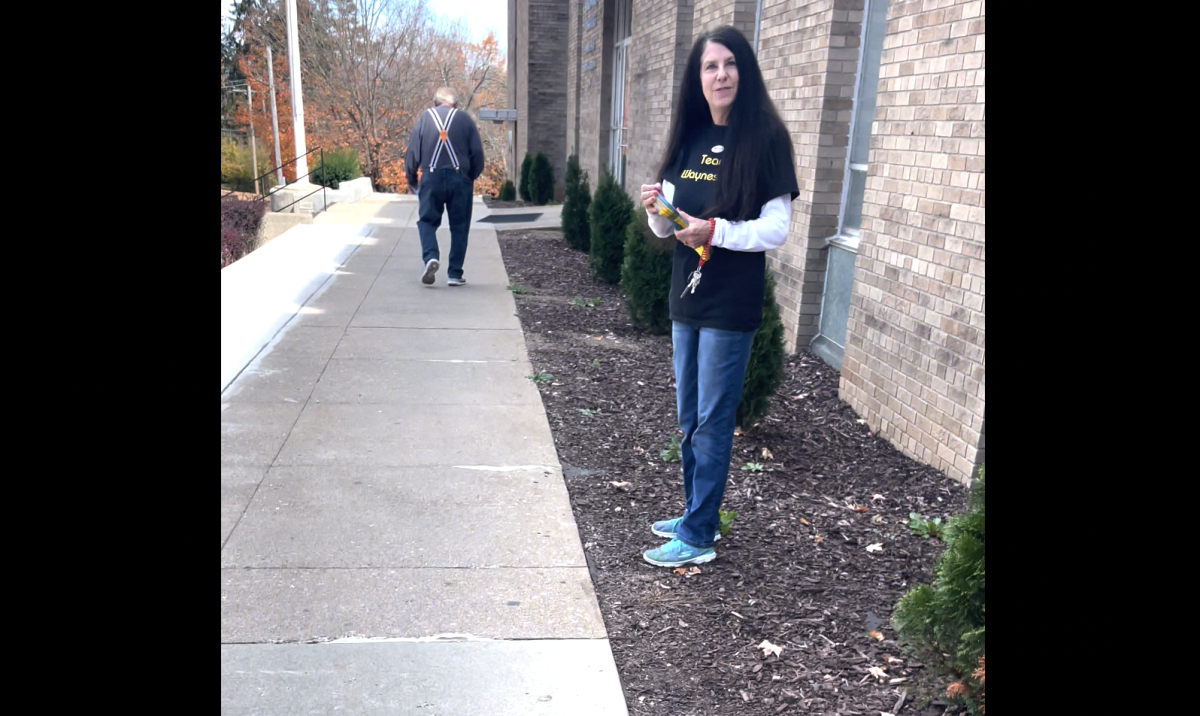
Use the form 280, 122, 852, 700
497, 228, 971, 716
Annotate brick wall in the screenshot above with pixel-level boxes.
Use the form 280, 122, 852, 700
693, 0, 758, 37
624, 1, 693, 199
567, 0, 583, 157
757, 0, 866, 353
574, 0, 616, 184
840, 0, 985, 483
515, 0, 571, 201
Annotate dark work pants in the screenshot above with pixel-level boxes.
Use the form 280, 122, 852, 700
416, 169, 474, 279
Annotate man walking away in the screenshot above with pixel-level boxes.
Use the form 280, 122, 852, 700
405, 87, 485, 286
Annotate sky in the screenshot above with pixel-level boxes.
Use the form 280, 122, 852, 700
221, 1, 507, 48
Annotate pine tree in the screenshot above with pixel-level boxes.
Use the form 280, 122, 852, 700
530, 152, 554, 205
619, 215, 673, 334
736, 269, 786, 430
498, 179, 516, 200
893, 465, 986, 715
561, 154, 591, 251
588, 166, 633, 284
519, 153, 533, 202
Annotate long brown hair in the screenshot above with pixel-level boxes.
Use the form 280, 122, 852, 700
656, 25, 794, 221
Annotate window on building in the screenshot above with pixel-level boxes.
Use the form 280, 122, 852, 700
812, 0, 890, 370
609, 0, 632, 188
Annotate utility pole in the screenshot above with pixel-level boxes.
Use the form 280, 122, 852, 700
267, 45, 285, 188
247, 83, 259, 195
286, 0, 308, 183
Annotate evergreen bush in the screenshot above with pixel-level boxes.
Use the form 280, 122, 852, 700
588, 166, 633, 285
498, 179, 516, 201
312, 147, 361, 189
529, 151, 555, 205
893, 465, 986, 715
619, 214, 673, 334
519, 153, 533, 201
735, 269, 786, 430
561, 154, 591, 251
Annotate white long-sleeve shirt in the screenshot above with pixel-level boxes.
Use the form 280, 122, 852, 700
646, 179, 791, 252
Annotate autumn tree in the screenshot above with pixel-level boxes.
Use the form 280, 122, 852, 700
230, 0, 508, 194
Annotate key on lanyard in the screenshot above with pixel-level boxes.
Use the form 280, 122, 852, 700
681, 268, 702, 297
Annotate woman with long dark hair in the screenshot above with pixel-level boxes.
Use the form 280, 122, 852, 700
640, 25, 798, 568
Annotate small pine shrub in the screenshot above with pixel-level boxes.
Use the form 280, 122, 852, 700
893, 465, 986, 715
312, 147, 361, 189
619, 214, 673, 334
529, 151, 555, 205
519, 153, 533, 201
561, 154, 591, 251
221, 198, 268, 268
735, 269, 786, 430
498, 179, 516, 201
588, 166, 633, 285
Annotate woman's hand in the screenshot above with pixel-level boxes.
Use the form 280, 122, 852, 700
640, 183, 662, 211
674, 209, 711, 249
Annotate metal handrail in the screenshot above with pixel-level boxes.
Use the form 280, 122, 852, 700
221, 147, 326, 213
257, 147, 326, 214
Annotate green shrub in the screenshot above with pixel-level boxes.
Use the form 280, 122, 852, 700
660, 433, 681, 462
735, 269, 786, 430
893, 465, 986, 715
529, 151, 554, 205
519, 153, 533, 201
619, 214, 673, 334
588, 166, 633, 285
498, 179, 516, 201
561, 154, 591, 251
221, 137, 276, 193
312, 147, 361, 189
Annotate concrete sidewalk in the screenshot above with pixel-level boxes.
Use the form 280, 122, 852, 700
221, 195, 626, 714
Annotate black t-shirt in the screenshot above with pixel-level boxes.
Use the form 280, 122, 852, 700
663, 123, 799, 332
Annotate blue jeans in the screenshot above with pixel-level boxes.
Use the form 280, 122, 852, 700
671, 321, 756, 549
417, 168, 474, 279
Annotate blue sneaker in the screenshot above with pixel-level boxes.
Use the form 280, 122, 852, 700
651, 517, 721, 542
643, 538, 716, 567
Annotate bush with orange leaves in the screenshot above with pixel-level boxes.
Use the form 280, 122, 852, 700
945, 656, 985, 713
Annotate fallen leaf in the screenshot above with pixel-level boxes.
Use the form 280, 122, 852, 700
673, 568, 688, 576
852, 504, 869, 513
800, 518, 810, 525
871, 514, 884, 524
871, 494, 885, 502
734, 428, 745, 436
868, 666, 888, 680
687, 566, 701, 576
866, 543, 884, 553
813, 535, 823, 543
757, 640, 784, 657
761, 448, 774, 460
610, 481, 631, 491
868, 631, 885, 641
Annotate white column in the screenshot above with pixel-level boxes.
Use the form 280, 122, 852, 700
286, 0, 308, 183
